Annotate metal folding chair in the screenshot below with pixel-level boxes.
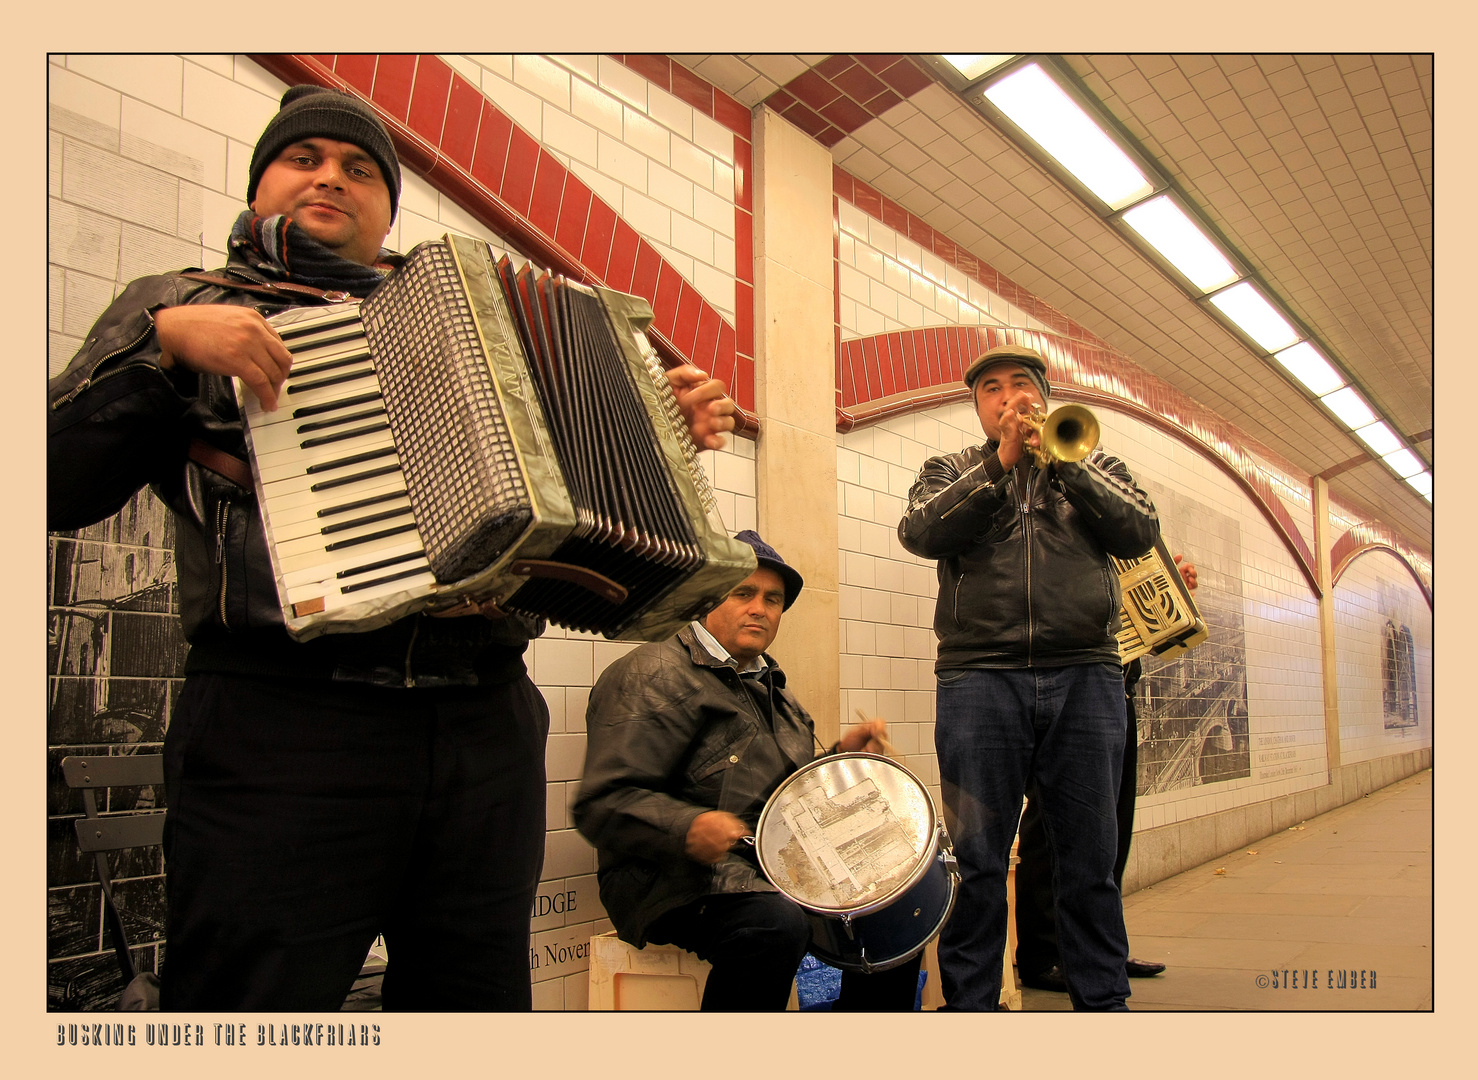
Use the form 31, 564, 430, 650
60, 754, 166, 1010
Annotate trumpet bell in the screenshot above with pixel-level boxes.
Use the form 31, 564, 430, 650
1041, 404, 1099, 463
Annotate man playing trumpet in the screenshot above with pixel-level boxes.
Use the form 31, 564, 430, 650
898, 343, 1160, 1010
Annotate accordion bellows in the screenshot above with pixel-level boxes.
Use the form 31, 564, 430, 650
239, 233, 756, 641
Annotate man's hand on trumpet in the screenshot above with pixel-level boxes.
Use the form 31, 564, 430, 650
993, 390, 1042, 471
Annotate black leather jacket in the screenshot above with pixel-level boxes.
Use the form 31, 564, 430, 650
898, 440, 1159, 670
47, 254, 531, 686
573, 626, 817, 947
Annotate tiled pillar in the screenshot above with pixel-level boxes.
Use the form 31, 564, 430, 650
751, 105, 841, 743
1313, 477, 1341, 774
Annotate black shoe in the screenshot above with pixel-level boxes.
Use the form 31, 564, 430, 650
1125, 957, 1166, 978
1018, 965, 1067, 993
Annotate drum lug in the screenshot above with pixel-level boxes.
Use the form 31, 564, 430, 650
839, 911, 856, 941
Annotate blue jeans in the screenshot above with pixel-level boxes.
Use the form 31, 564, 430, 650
934, 664, 1131, 1010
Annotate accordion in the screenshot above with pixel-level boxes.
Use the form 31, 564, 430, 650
1112, 535, 1208, 664
238, 233, 756, 641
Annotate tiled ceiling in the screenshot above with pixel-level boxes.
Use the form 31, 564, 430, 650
673, 54, 1433, 552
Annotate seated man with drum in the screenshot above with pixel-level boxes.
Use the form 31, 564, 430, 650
575, 531, 925, 1010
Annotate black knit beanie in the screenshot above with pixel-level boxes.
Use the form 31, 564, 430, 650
247, 85, 402, 219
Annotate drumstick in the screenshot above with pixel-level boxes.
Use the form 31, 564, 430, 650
854, 707, 895, 758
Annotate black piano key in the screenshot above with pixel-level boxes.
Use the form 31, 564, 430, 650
310, 464, 403, 492
299, 421, 392, 449
297, 406, 388, 434
340, 565, 433, 593
320, 506, 413, 535
305, 446, 398, 475
318, 489, 408, 518
292, 391, 384, 420
323, 522, 419, 552
287, 347, 373, 379
336, 550, 426, 580
288, 365, 377, 395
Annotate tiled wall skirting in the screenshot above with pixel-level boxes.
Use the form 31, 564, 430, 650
1121, 748, 1434, 897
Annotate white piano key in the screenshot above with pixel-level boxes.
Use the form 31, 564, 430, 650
252, 425, 396, 473
281, 535, 427, 590
265, 490, 413, 535
256, 474, 409, 519
251, 413, 396, 460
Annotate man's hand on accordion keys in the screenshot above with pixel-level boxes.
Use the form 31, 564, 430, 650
155, 304, 294, 412
665, 364, 736, 450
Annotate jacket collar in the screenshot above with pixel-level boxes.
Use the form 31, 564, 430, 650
676, 624, 787, 689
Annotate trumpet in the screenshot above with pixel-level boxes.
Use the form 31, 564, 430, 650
1018, 403, 1100, 467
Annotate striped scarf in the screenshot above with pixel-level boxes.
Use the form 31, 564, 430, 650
227, 210, 393, 298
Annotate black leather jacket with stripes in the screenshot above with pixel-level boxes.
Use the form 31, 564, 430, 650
898, 440, 1159, 671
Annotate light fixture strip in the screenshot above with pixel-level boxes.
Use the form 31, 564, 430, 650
953, 53, 1430, 500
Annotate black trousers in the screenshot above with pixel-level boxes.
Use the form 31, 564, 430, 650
1014, 693, 1138, 976
160, 671, 549, 1011
647, 892, 923, 1011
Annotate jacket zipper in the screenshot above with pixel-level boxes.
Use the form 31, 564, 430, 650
213, 497, 232, 630
51, 322, 157, 410
1018, 467, 1035, 666
403, 617, 420, 687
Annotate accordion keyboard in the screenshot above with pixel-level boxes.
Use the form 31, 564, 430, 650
244, 305, 436, 619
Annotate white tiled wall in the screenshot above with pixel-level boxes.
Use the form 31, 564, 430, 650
448, 54, 740, 323
836, 199, 1049, 338
836, 402, 982, 810
1332, 550, 1434, 762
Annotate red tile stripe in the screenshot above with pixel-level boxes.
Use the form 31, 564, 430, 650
762, 55, 940, 148
608, 55, 756, 410
1330, 526, 1433, 607
250, 53, 758, 428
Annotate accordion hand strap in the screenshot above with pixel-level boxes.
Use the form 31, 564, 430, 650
509, 559, 629, 605
177, 271, 354, 304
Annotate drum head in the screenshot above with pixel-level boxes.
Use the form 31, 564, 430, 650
755, 753, 936, 916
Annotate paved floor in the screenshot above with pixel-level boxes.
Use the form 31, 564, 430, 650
1018, 769, 1433, 1011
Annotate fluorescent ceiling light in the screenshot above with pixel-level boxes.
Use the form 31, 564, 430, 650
1406, 471, 1433, 499
1320, 386, 1377, 429
1352, 420, 1402, 457
942, 54, 1014, 81
1121, 196, 1238, 292
983, 63, 1154, 210
1208, 282, 1301, 352
1382, 447, 1426, 479
1272, 342, 1345, 396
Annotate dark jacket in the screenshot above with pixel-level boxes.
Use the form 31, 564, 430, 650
898, 440, 1159, 670
573, 626, 817, 947
47, 253, 530, 686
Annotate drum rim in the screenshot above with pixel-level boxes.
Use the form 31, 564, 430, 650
755, 751, 940, 917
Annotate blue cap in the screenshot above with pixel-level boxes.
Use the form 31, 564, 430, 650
733, 530, 804, 610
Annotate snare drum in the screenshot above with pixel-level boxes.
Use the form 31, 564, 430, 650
754, 753, 959, 973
